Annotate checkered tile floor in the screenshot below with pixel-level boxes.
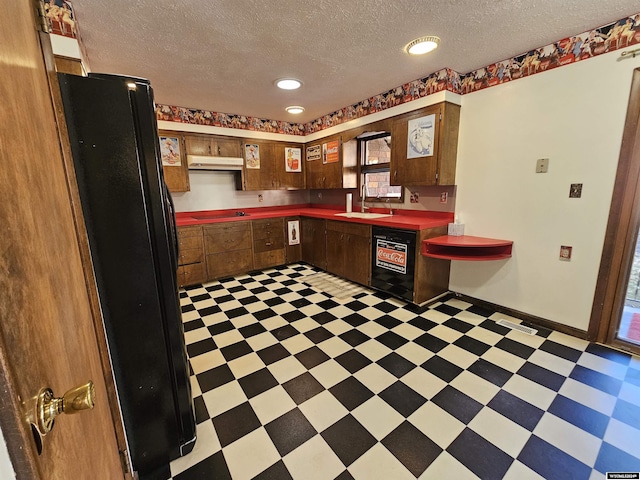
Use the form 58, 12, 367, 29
168, 263, 640, 480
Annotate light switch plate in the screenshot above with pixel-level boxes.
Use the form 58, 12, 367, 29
536, 158, 549, 173
570, 183, 582, 198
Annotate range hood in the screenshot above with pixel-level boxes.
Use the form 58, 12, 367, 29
187, 154, 244, 171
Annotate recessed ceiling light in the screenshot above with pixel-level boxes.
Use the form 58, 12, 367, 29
405, 36, 440, 55
275, 78, 302, 90
285, 106, 305, 114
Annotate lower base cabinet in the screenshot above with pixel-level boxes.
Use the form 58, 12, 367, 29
204, 222, 253, 279
325, 220, 371, 286
252, 218, 286, 270
177, 225, 207, 287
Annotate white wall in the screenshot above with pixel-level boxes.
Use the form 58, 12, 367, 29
172, 170, 310, 212
452, 46, 640, 331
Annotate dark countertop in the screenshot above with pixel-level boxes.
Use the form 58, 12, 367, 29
176, 204, 453, 231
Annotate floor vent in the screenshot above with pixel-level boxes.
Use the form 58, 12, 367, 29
496, 319, 538, 336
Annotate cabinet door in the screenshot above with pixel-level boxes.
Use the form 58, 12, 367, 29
390, 103, 442, 186
159, 131, 190, 192
184, 134, 215, 156
325, 229, 344, 278
276, 143, 305, 189
216, 137, 242, 157
304, 137, 343, 189
301, 218, 326, 269
243, 140, 277, 190
345, 233, 370, 286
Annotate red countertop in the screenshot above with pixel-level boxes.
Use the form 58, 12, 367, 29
176, 203, 453, 231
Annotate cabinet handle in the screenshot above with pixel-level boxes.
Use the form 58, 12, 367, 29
394, 170, 397, 178
266, 242, 272, 246
217, 146, 221, 155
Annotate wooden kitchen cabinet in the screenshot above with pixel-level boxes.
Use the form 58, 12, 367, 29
243, 140, 305, 190
203, 221, 253, 279
252, 218, 286, 270
305, 134, 357, 190
301, 217, 326, 269
159, 130, 190, 193
184, 133, 242, 158
390, 101, 460, 186
177, 225, 207, 287
325, 220, 371, 286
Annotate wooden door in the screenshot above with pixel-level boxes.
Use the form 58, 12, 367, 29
390, 104, 442, 186
276, 143, 305, 189
301, 218, 326, 269
243, 140, 277, 190
0, 2, 124, 478
160, 131, 190, 193
325, 229, 345, 278
346, 232, 371, 286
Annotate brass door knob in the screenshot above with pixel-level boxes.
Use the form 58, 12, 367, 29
33, 381, 95, 435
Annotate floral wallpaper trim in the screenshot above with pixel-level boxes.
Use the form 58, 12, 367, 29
156, 12, 639, 135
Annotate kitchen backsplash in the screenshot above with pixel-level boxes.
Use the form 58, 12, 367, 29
171, 171, 310, 212
310, 185, 456, 212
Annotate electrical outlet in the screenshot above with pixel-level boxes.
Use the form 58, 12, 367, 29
440, 192, 448, 204
536, 158, 549, 173
258, 194, 263, 202
560, 245, 572, 261
409, 192, 419, 203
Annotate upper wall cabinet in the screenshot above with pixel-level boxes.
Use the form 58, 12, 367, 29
158, 130, 190, 192
304, 134, 357, 190
390, 102, 460, 186
242, 140, 305, 190
184, 133, 242, 158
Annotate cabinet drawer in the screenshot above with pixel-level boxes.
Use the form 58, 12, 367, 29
178, 225, 203, 239
252, 218, 284, 240
205, 231, 252, 253
203, 221, 251, 237
253, 236, 285, 253
178, 247, 203, 266
178, 263, 207, 287
254, 249, 285, 270
326, 220, 370, 237
206, 249, 253, 279
178, 235, 203, 251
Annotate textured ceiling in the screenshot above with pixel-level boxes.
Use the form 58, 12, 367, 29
70, 0, 639, 123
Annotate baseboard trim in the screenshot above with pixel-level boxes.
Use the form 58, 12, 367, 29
454, 293, 590, 341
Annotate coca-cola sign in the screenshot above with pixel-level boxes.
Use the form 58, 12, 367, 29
375, 240, 407, 274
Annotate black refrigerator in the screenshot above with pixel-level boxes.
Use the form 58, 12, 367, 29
57, 72, 196, 479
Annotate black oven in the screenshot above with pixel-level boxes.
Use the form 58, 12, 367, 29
371, 226, 416, 302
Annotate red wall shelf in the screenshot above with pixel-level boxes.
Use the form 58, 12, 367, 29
421, 235, 513, 261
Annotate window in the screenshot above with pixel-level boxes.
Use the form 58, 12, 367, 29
359, 132, 403, 202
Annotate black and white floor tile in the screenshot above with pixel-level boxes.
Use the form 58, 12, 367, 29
169, 263, 640, 480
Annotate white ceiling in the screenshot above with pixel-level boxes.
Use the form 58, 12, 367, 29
70, 0, 639, 123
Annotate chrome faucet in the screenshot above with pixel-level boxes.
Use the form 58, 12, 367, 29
361, 184, 368, 213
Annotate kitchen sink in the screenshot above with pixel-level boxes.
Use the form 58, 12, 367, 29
334, 212, 392, 219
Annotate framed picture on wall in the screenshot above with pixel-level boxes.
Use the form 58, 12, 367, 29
407, 114, 435, 159
285, 147, 302, 172
323, 140, 339, 164
245, 144, 261, 169
287, 220, 300, 245
159, 136, 182, 166
306, 144, 321, 161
